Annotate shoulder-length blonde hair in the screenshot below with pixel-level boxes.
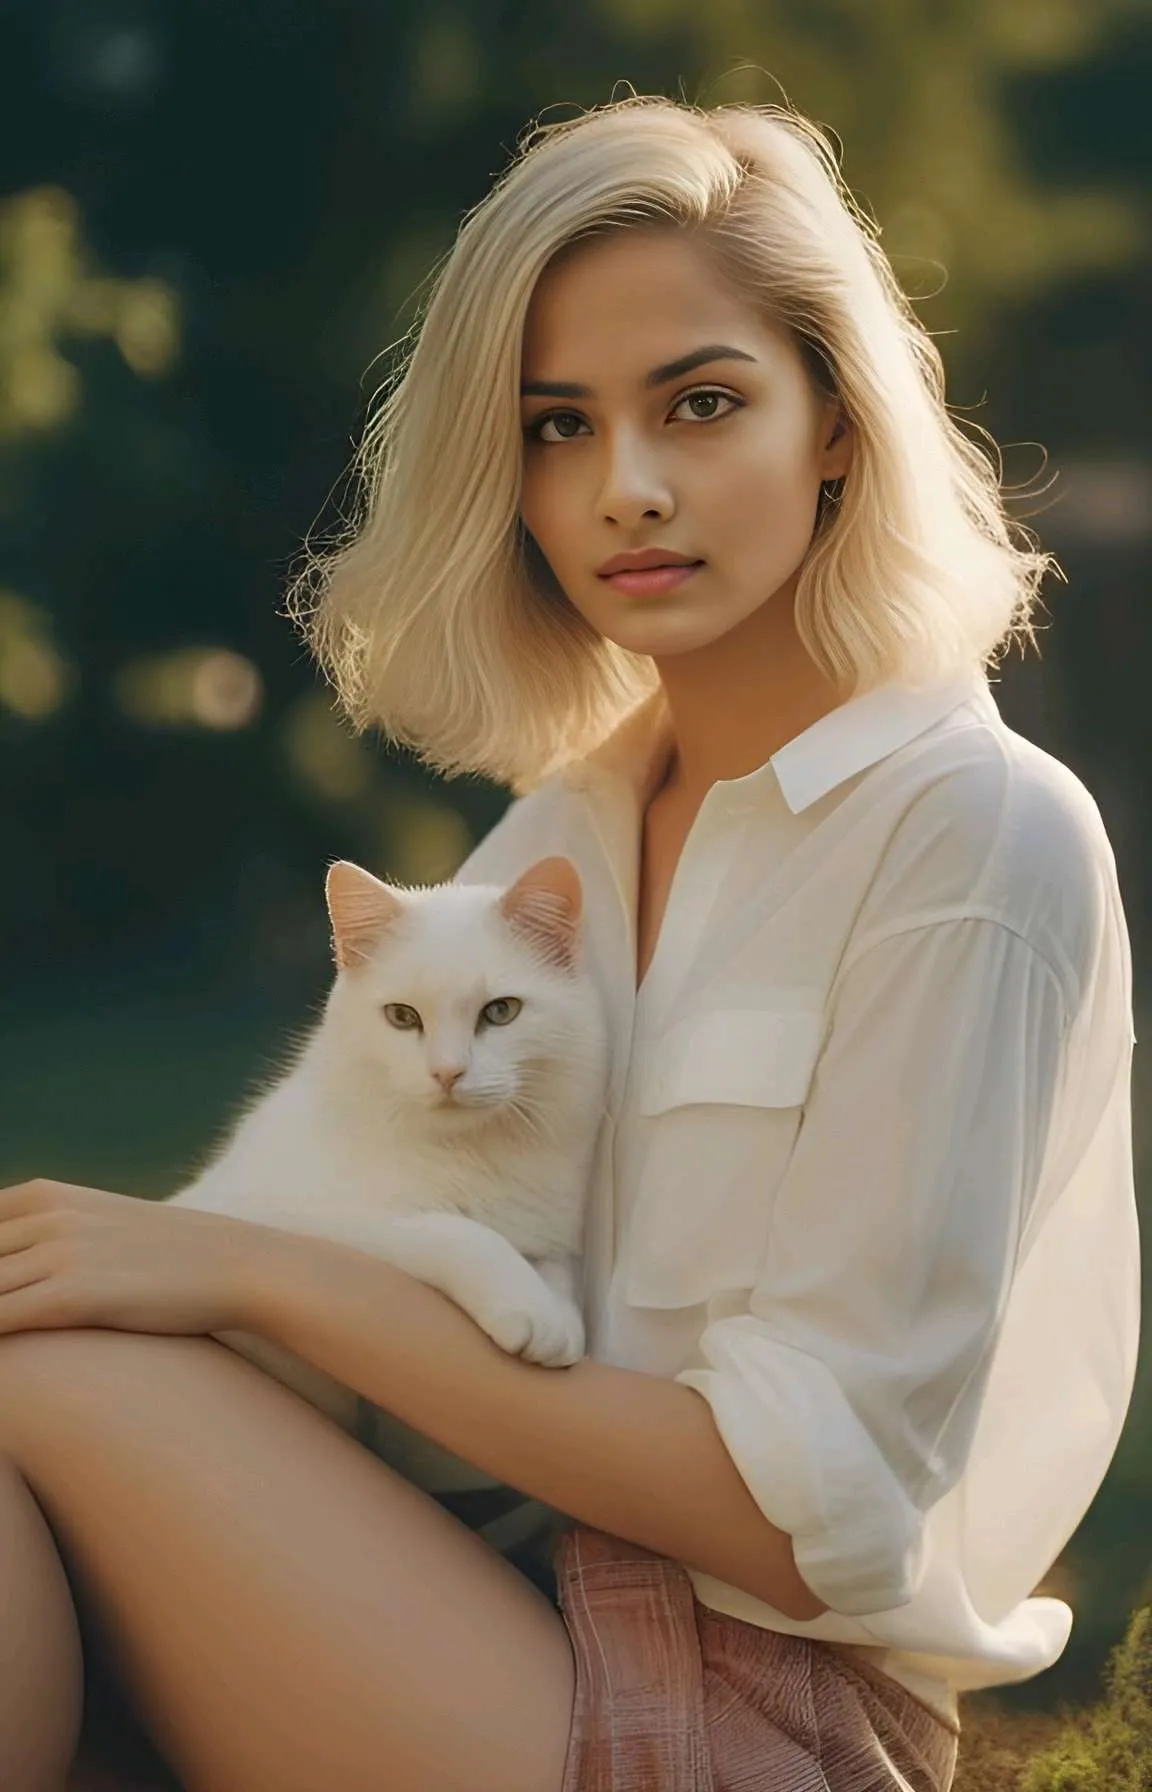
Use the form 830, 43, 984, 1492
290, 94, 1055, 796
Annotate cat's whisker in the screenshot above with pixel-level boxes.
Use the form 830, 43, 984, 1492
505, 1096, 550, 1145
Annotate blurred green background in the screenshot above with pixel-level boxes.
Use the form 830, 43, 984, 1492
0, 0, 1148, 1723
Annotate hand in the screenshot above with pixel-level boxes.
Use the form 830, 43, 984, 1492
0, 1177, 270, 1337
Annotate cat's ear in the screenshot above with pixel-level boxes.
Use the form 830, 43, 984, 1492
498, 856, 583, 971
325, 861, 405, 971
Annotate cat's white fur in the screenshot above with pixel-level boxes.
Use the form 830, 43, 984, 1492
169, 854, 607, 1461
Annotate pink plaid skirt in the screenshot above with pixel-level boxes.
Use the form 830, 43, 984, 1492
554, 1525, 960, 1792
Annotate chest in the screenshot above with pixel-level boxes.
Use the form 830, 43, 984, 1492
613, 786, 837, 1319
635, 784, 702, 992
554, 785, 874, 1326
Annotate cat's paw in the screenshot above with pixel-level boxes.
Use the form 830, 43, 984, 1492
484, 1288, 585, 1368
366, 1212, 587, 1369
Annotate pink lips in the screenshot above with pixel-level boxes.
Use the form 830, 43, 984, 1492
600, 562, 703, 596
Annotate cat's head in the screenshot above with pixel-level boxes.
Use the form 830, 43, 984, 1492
319, 855, 605, 1133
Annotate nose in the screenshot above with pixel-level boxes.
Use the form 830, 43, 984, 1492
433, 1066, 466, 1094
598, 429, 674, 527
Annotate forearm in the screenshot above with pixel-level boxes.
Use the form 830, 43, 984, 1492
240, 1227, 827, 1622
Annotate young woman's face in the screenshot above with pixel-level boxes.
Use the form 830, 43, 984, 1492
518, 228, 852, 660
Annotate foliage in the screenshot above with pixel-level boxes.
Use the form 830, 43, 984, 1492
953, 1699, 1065, 1792
610, 0, 1148, 354
952, 1607, 1152, 1791
1019, 1606, 1152, 1791
0, 0, 1148, 973
0, 0, 1148, 1726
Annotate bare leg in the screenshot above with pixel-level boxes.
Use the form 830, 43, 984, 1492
0, 1454, 84, 1791
0, 1453, 176, 1791
65, 1587, 184, 1792
0, 1328, 575, 1792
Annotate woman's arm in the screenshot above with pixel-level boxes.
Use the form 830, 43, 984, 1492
243, 1225, 828, 1622
0, 1173, 818, 1617
676, 918, 1078, 1618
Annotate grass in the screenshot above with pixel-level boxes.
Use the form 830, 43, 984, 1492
955, 1606, 1152, 1790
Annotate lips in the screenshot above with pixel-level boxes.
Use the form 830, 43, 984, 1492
596, 550, 701, 577
599, 561, 703, 596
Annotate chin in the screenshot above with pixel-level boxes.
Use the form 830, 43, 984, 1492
430, 1094, 491, 1128
605, 615, 740, 657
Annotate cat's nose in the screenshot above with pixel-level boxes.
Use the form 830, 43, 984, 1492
432, 1066, 466, 1093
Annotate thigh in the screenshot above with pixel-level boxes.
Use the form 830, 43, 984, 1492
0, 1329, 575, 1792
68, 1591, 186, 1792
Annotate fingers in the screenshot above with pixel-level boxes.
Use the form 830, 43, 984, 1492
0, 1290, 60, 1333
0, 1236, 53, 1296
0, 1257, 60, 1331
0, 1214, 54, 1259
0, 1178, 60, 1214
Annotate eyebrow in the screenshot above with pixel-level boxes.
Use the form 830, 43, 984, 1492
519, 343, 758, 400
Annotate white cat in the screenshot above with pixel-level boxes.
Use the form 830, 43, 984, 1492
168, 853, 607, 1465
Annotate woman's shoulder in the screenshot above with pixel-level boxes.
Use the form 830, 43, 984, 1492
856, 702, 1125, 1003
875, 691, 1113, 874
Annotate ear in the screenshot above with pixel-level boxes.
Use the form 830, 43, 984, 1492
819, 400, 854, 482
498, 856, 584, 971
325, 861, 405, 971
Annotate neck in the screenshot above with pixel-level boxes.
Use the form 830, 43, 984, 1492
651, 570, 850, 803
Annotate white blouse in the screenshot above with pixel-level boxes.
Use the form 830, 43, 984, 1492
451, 669, 1139, 1722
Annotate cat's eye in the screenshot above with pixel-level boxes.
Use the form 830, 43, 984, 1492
481, 997, 522, 1027
383, 1002, 422, 1031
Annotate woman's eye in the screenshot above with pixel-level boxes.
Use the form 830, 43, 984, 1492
523, 410, 587, 445
670, 387, 742, 423
383, 1002, 422, 1030
522, 388, 741, 445
481, 996, 522, 1027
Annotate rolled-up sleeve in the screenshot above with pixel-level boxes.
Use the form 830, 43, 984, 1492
675, 917, 1069, 1617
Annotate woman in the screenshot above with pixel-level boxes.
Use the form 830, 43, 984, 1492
0, 96, 1138, 1792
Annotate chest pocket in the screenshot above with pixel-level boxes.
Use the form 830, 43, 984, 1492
621, 1004, 826, 1311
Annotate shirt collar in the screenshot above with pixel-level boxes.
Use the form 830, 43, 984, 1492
560, 668, 996, 816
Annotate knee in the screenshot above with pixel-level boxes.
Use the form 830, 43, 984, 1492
0, 1329, 238, 1442
0, 1331, 98, 1447
0, 1328, 209, 1380
0, 1329, 183, 1448
0, 1326, 106, 1383
0, 1327, 82, 1386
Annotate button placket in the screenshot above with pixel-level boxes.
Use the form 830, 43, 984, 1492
635, 792, 752, 1036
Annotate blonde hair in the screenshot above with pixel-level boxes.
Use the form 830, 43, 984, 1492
290, 94, 1056, 795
